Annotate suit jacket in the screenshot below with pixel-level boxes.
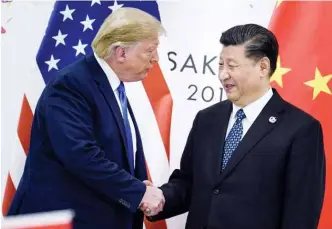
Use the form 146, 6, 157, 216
7, 54, 148, 229
150, 89, 326, 229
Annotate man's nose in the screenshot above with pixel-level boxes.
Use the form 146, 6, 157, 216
219, 69, 230, 81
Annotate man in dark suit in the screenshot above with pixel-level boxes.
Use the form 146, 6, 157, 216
7, 8, 165, 229
144, 24, 326, 229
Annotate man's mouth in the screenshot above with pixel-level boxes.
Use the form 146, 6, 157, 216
224, 84, 235, 92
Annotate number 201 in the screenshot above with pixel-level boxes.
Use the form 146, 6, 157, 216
187, 84, 223, 102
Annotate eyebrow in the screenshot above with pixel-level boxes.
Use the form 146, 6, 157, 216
147, 44, 159, 50
219, 58, 237, 62
147, 46, 157, 51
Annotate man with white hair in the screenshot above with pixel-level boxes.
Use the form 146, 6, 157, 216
7, 7, 165, 229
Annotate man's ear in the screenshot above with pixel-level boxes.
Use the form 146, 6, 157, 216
259, 56, 271, 78
114, 46, 126, 63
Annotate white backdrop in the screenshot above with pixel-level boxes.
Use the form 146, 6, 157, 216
1, 0, 276, 228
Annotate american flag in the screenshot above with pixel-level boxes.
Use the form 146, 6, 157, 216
37, 0, 161, 83
2, 1, 173, 228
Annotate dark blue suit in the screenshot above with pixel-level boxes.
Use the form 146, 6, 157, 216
149, 89, 325, 229
8, 54, 148, 229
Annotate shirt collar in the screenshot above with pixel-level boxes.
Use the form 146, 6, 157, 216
94, 52, 121, 92
231, 88, 273, 123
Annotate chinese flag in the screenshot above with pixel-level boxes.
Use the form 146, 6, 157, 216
268, 1, 332, 228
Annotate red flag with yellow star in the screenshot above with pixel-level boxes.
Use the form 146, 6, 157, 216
268, 1, 332, 228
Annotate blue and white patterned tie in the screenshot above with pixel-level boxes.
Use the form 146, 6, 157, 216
118, 82, 134, 174
222, 109, 246, 171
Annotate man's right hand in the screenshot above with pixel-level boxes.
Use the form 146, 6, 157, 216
139, 182, 165, 216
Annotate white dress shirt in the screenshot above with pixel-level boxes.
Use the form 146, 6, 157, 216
225, 88, 273, 140
94, 53, 137, 167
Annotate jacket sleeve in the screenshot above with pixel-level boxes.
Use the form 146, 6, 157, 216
148, 112, 200, 221
281, 119, 326, 229
44, 75, 146, 213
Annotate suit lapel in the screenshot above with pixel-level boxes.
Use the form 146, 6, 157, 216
85, 54, 132, 172
208, 101, 233, 183
218, 89, 286, 183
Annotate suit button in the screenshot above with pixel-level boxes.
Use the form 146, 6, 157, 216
213, 189, 220, 195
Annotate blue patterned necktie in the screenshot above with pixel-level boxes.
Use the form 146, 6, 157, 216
222, 109, 246, 171
117, 82, 134, 174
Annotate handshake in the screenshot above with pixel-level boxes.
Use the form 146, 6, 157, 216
139, 180, 165, 216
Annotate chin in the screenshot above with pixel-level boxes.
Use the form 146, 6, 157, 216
226, 93, 239, 102
141, 72, 149, 79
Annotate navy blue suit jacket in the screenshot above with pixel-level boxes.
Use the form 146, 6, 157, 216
8, 54, 148, 229
149, 89, 325, 229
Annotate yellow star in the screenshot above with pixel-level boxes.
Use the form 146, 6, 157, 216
276, 0, 284, 8
304, 68, 332, 100
270, 56, 291, 88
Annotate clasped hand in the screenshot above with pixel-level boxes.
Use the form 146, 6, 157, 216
139, 180, 165, 216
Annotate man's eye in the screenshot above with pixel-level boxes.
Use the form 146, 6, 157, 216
229, 65, 238, 69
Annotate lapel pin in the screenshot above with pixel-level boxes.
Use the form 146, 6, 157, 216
269, 116, 277, 123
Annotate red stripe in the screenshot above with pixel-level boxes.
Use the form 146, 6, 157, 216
17, 94, 33, 155
14, 223, 72, 229
142, 63, 173, 161
2, 95, 33, 215
2, 174, 16, 215
142, 63, 172, 229
144, 217, 168, 229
